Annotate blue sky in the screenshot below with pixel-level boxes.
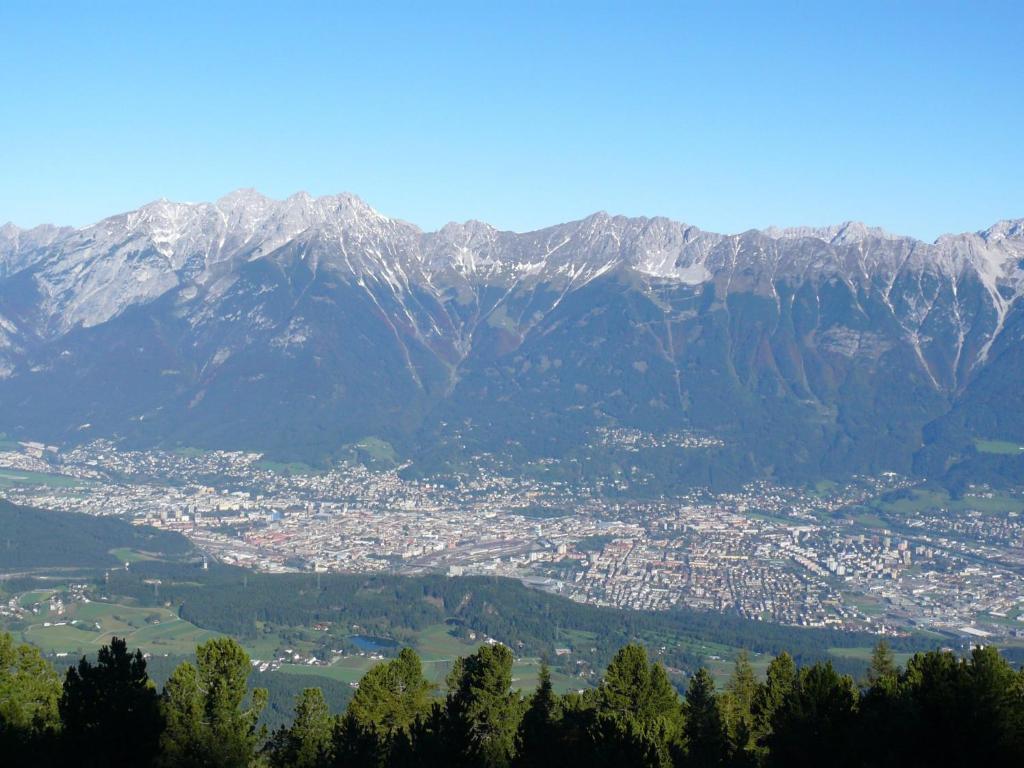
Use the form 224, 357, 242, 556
1, 1, 1021, 239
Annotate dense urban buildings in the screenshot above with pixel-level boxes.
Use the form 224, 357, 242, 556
3, 437, 1022, 645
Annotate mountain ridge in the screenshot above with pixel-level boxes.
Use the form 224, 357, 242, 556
3, 190, 1021, 336
5, 188, 1022, 244
1, 191, 1022, 489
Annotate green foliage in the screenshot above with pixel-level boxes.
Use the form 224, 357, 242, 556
858, 645, 1024, 767
765, 662, 858, 768
443, 643, 522, 768
0, 631, 61, 759
335, 648, 433, 767
865, 640, 897, 688
590, 644, 682, 768
105, 566, 927, 678
750, 650, 796, 756
59, 636, 163, 767
720, 651, 758, 765
265, 688, 332, 768
348, 648, 433, 737
6, 633, 1024, 767
159, 637, 267, 768
514, 663, 561, 768
0, 500, 192, 569
595, 644, 681, 733
684, 668, 728, 768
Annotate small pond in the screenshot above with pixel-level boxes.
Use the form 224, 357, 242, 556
349, 634, 399, 652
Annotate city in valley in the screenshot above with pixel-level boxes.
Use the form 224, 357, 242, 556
2, 434, 1023, 645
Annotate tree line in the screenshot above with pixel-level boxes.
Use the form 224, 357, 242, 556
2, 631, 1023, 767
105, 566, 924, 678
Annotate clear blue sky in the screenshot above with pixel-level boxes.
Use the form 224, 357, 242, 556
1, 1, 1021, 239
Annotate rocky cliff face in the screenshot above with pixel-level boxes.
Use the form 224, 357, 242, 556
2, 191, 1022, 486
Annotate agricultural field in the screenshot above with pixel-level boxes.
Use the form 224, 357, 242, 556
254, 459, 317, 475
974, 438, 1024, 455
109, 547, 159, 564
10, 596, 218, 657
870, 487, 1024, 517
0, 469, 84, 488
278, 653, 584, 694
828, 646, 914, 667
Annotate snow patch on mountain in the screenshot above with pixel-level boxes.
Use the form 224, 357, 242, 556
5, 191, 1022, 377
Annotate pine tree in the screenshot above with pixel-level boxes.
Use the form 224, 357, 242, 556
865, 640, 897, 688
514, 663, 561, 768
765, 662, 857, 768
720, 651, 757, 764
335, 647, 433, 767
590, 644, 682, 768
963, 645, 1024, 764
750, 651, 795, 754
443, 643, 522, 768
0, 632, 61, 762
596, 644, 682, 732
268, 688, 333, 768
59, 636, 162, 767
684, 668, 728, 768
159, 637, 267, 768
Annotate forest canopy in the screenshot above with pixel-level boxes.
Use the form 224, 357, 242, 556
2, 632, 1023, 768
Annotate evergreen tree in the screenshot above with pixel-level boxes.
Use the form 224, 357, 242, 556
159, 637, 267, 768
595, 644, 682, 732
720, 651, 757, 765
334, 647, 433, 766
443, 643, 522, 768
514, 663, 561, 768
0, 632, 61, 762
683, 668, 728, 768
750, 651, 795, 755
898, 649, 977, 766
587, 711, 674, 768
552, 692, 600, 767
159, 659, 204, 767
267, 688, 333, 768
765, 662, 857, 768
961, 646, 1024, 764
59, 636, 162, 767
395, 700, 448, 768
8, 631, 1024, 768
865, 640, 897, 688
590, 644, 682, 768
857, 645, 906, 768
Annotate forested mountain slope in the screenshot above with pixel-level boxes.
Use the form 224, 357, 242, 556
2, 194, 1022, 486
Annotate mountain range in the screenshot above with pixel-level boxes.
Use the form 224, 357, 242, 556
2, 191, 1022, 489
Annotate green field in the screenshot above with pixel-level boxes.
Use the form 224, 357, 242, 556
358, 438, 397, 462
842, 592, 888, 618
851, 511, 887, 528
278, 653, 584, 694
14, 599, 219, 656
19, 589, 60, 607
414, 623, 480, 661
254, 459, 317, 475
10, 600, 590, 695
0, 469, 84, 488
974, 438, 1024, 455
872, 488, 1024, 517
828, 646, 913, 667
705, 652, 772, 685
109, 547, 159, 564
269, 623, 586, 694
